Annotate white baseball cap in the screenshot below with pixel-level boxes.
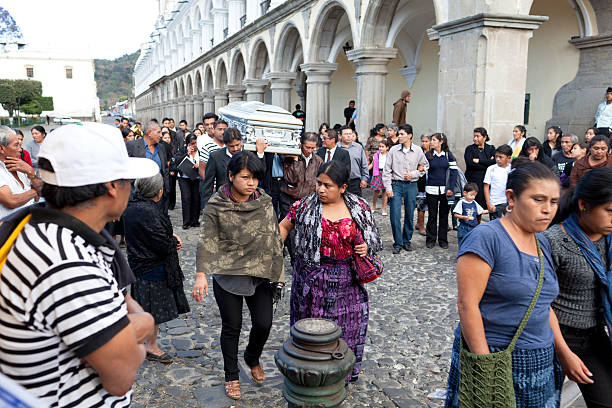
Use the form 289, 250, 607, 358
38, 122, 160, 187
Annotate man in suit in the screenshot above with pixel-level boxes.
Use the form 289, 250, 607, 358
126, 120, 170, 213
316, 128, 351, 170
200, 128, 267, 208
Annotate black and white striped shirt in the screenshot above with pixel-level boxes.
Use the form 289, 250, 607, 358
0, 207, 131, 407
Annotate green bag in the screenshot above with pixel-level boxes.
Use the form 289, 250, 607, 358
458, 237, 544, 408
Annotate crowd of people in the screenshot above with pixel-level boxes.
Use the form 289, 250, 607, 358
0, 86, 610, 407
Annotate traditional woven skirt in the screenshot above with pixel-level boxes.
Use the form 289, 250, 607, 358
370, 175, 384, 191
132, 278, 190, 325
290, 256, 369, 382
444, 334, 563, 408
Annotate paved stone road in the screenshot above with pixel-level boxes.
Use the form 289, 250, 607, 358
130, 190, 586, 408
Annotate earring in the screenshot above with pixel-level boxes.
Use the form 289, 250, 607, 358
505, 204, 513, 213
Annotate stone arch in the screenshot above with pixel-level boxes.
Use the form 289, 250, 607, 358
229, 50, 246, 84
309, 1, 356, 63
216, 59, 228, 89
186, 74, 194, 95
248, 39, 271, 79
274, 22, 305, 72
361, 0, 401, 48
173, 80, 179, 99
192, 4, 202, 27
179, 78, 185, 97
560, 0, 599, 36
194, 70, 203, 94
204, 64, 215, 93
386, 1, 437, 67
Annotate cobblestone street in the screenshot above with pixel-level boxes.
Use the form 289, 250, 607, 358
130, 191, 586, 408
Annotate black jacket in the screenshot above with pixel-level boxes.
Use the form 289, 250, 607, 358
316, 146, 351, 172
200, 148, 267, 208
464, 143, 496, 183
123, 196, 183, 287
126, 138, 170, 194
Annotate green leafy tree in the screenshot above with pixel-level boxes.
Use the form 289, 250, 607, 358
0, 80, 16, 116
0, 79, 53, 117
38, 96, 54, 111
20, 100, 42, 115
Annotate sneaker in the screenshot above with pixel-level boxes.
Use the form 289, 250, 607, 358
439, 242, 449, 249
392, 247, 402, 255
381, 210, 387, 216
402, 244, 413, 252
426, 242, 435, 249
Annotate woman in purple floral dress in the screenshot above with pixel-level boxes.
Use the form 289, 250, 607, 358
279, 161, 383, 382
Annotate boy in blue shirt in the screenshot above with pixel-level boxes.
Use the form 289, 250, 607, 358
453, 182, 483, 248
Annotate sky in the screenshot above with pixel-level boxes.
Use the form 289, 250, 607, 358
3, 0, 158, 60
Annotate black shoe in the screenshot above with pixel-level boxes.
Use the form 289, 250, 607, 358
182, 225, 190, 230
402, 244, 413, 252
426, 242, 435, 249
191, 222, 200, 227
439, 242, 449, 249
392, 247, 402, 254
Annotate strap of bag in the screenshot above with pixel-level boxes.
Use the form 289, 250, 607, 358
0, 214, 32, 272
507, 236, 545, 352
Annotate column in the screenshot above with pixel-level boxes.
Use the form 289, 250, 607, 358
178, 97, 186, 122
202, 93, 215, 114
213, 8, 228, 45
227, 0, 244, 35
193, 95, 204, 125
245, 0, 258, 24
201, 20, 214, 51
265, 72, 296, 111
428, 14, 547, 151
186, 97, 195, 127
347, 48, 397, 143
225, 85, 246, 102
172, 99, 179, 122
191, 28, 201, 58
243, 79, 269, 102
299, 62, 337, 132
214, 88, 229, 112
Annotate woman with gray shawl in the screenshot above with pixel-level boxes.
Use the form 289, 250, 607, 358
194, 151, 284, 400
279, 160, 383, 383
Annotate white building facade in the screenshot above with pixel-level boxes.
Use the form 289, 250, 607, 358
134, 0, 610, 154
0, 46, 101, 121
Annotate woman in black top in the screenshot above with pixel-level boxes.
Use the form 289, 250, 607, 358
542, 125, 562, 157
464, 127, 496, 208
519, 137, 560, 176
544, 168, 612, 406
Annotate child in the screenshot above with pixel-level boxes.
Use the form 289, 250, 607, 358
370, 138, 391, 214
453, 182, 483, 248
415, 134, 431, 235
483, 144, 512, 220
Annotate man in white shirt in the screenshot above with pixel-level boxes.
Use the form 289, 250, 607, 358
483, 144, 512, 220
595, 86, 612, 137
0, 126, 40, 219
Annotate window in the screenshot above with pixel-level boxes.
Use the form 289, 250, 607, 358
524, 93, 531, 125
65, 67, 73, 79
25, 66, 33, 78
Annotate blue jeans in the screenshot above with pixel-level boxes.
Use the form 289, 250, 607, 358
389, 181, 417, 249
456, 223, 475, 249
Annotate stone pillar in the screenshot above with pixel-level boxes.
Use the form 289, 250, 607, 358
202, 93, 215, 114
246, 0, 258, 24
178, 97, 187, 122
244, 79, 269, 102
265, 72, 296, 111
300, 62, 338, 133
226, 85, 246, 102
213, 8, 228, 44
172, 100, 179, 122
428, 14, 547, 152
227, 0, 244, 35
192, 28, 201, 58
214, 88, 229, 112
186, 97, 195, 127
347, 48, 397, 143
193, 95, 203, 125
202, 20, 214, 51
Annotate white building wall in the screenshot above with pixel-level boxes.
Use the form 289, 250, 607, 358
0, 48, 100, 120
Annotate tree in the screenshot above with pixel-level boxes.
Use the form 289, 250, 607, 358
20, 100, 42, 115
0, 79, 53, 117
0, 80, 17, 116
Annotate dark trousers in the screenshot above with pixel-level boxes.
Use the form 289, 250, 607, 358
280, 192, 297, 264
426, 193, 450, 246
213, 279, 273, 382
178, 177, 200, 227
474, 180, 486, 209
269, 177, 283, 218
561, 325, 612, 407
348, 178, 362, 196
168, 174, 178, 210
389, 180, 417, 249
489, 203, 507, 220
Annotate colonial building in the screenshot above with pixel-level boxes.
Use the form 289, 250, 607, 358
134, 0, 609, 153
0, 7, 101, 121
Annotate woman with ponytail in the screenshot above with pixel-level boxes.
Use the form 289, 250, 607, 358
544, 167, 612, 406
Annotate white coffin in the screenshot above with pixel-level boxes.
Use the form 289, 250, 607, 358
218, 101, 303, 155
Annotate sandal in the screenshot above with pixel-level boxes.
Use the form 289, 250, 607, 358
146, 351, 173, 364
225, 380, 241, 400
250, 364, 265, 384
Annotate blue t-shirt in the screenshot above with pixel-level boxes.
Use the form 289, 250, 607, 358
453, 198, 483, 227
454, 219, 559, 349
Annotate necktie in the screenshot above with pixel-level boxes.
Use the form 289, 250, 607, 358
326, 150, 331, 163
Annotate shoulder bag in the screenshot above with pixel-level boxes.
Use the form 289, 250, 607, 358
352, 231, 384, 284
459, 236, 545, 408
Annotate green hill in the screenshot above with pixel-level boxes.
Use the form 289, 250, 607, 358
94, 51, 139, 110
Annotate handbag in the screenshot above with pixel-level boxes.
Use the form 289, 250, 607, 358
352, 231, 384, 284
459, 236, 545, 408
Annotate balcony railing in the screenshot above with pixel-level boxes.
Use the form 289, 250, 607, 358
240, 15, 246, 28
210, 38, 214, 47
260, 0, 270, 15
223, 27, 228, 39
